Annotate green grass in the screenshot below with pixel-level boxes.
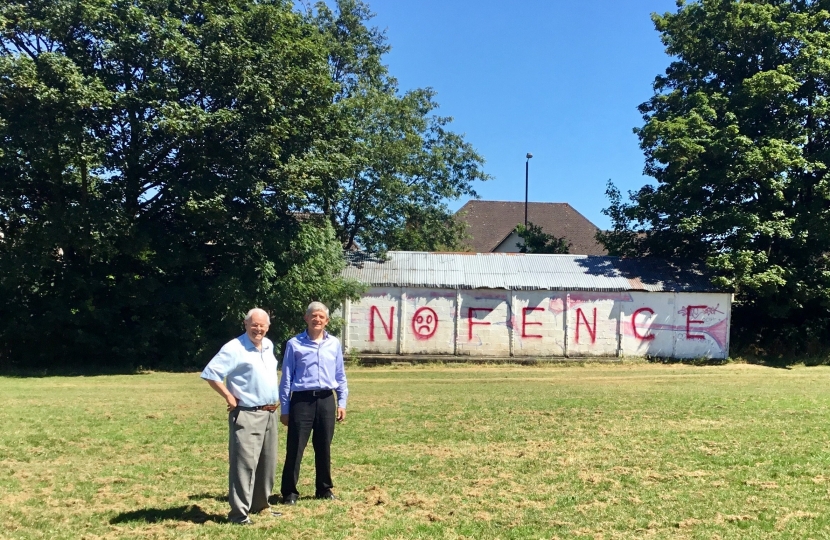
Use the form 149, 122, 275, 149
2, 363, 830, 539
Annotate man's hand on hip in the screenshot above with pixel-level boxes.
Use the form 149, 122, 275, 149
225, 394, 238, 412
206, 379, 238, 412
336, 407, 346, 422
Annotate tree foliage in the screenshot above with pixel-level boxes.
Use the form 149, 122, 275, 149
306, 0, 490, 253
0, 0, 366, 370
600, 0, 830, 350
516, 223, 571, 254
0, 0, 488, 371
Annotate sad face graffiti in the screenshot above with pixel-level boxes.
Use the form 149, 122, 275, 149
412, 307, 439, 340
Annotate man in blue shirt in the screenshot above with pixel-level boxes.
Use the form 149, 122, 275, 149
201, 308, 281, 525
279, 301, 349, 504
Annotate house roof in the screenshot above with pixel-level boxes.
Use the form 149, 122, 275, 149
342, 251, 725, 292
455, 201, 607, 255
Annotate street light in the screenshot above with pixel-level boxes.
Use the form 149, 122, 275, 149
524, 153, 533, 228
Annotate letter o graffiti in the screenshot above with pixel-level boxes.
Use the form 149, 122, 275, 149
412, 307, 439, 340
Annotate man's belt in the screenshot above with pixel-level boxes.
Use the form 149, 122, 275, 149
238, 404, 278, 412
293, 389, 333, 398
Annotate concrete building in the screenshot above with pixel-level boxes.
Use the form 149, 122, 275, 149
341, 252, 731, 360
455, 201, 607, 255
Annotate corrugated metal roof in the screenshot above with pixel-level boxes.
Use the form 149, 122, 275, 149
342, 252, 725, 292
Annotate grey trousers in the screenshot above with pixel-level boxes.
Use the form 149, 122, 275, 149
228, 408, 278, 522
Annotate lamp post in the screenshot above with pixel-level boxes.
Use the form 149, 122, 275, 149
524, 153, 533, 228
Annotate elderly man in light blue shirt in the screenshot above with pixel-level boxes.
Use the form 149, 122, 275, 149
279, 301, 348, 505
201, 308, 280, 525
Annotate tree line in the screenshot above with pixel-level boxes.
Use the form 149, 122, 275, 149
600, 0, 830, 356
0, 0, 488, 371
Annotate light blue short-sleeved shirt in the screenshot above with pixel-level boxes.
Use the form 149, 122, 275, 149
200, 333, 279, 408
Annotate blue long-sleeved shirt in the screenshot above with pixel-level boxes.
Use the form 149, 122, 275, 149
279, 331, 348, 414
200, 334, 279, 407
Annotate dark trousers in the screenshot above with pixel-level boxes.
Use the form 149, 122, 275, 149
280, 391, 336, 497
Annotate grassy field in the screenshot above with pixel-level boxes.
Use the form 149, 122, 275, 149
2, 363, 830, 539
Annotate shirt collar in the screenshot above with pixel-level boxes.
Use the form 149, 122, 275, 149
240, 333, 269, 351
301, 330, 329, 343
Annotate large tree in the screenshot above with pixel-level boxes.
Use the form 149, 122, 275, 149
600, 0, 830, 350
0, 0, 361, 370
306, 0, 490, 252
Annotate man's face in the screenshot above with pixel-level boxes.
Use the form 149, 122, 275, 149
304, 310, 329, 333
245, 312, 270, 345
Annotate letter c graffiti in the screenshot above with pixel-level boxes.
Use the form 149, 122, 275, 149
632, 308, 655, 341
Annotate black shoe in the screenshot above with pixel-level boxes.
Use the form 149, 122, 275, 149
282, 494, 298, 505
315, 491, 337, 500
232, 517, 253, 525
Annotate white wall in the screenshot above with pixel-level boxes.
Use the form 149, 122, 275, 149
346, 287, 731, 359
457, 290, 511, 356
512, 291, 566, 356
492, 231, 523, 253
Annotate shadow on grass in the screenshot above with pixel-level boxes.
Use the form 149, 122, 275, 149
0, 366, 153, 378
188, 492, 227, 502
731, 346, 830, 369
110, 504, 225, 525
186, 492, 282, 506
0, 365, 209, 377
647, 357, 731, 367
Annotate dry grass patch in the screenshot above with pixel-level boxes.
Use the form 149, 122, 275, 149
2, 364, 830, 538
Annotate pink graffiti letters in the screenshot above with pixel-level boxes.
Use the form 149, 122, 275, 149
631, 307, 656, 341
678, 304, 724, 318
412, 307, 438, 340
360, 299, 728, 354
575, 308, 597, 344
467, 307, 493, 341
683, 305, 708, 340
522, 307, 544, 339
369, 306, 394, 342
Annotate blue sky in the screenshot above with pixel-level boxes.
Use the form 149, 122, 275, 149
360, 0, 680, 229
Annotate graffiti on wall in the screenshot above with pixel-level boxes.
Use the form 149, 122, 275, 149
412, 307, 438, 340
348, 288, 731, 359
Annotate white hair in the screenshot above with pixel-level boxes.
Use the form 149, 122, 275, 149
306, 301, 329, 317
245, 308, 270, 324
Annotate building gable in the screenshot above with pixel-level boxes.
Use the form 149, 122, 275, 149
455, 201, 607, 255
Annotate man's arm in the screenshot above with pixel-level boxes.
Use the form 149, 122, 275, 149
334, 341, 348, 422
279, 340, 295, 426
207, 379, 238, 411
201, 342, 238, 411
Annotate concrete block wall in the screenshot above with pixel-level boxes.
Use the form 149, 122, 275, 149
344, 287, 731, 359
512, 292, 566, 356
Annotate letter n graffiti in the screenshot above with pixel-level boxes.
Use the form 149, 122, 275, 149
575, 308, 597, 344
369, 306, 395, 341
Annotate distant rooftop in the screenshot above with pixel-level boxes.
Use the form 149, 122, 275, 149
343, 252, 723, 293
455, 200, 607, 255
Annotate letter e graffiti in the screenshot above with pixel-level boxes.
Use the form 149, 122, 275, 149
632, 308, 656, 341
575, 308, 597, 344
522, 307, 544, 339
369, 306, 394, 341
468, 307, 493, 341
686, 305, 706, 340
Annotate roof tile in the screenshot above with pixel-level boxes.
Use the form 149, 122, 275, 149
455, 200, 607, 255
